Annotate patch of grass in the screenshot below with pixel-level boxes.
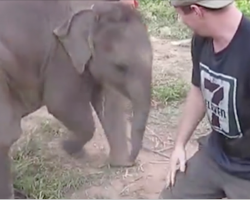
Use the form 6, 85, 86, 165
11, 117, 130, 199
11, 136, 86, 199
152, 80, 189, 104
139, 0, 191, 39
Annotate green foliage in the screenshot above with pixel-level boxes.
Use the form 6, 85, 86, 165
138, 0, 191, 39
12, 133, 86, 199
152, 80, 189, 104
139, 0, 177, 24
236, 0, 250, 17
139, 0, 250, 39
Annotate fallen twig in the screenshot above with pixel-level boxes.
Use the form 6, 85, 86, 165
142, 146, 170, 159
138, 162, 146, 172
171, 39, 191, 47
120, 176, 143, 194
123, 169, 132, 179
157, 146, 173, 153
146, 126, 165, 144
149, 160, 169, 164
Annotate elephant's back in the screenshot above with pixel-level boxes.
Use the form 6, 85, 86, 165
0, 0, 68, 27
0, 0, 69, 77
0, 0, 70, 110
0, 0, 69, 49
0, 0, 57, 36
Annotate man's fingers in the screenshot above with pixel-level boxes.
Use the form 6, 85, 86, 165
179, 158, 186, 172
170, 160, 178, 186
170, 167, 176, 186
166, 164, 175, 188
165, 172, 171, 188
166, 151, 185, 188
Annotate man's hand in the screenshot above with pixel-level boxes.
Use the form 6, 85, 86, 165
119, 0, 138, 8
166, 145, 186, 187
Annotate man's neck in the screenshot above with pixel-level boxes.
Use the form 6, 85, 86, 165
211, 6, 242, 52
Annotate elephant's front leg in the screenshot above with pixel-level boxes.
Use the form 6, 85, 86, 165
0, 91, 22, 198
44, 71, 96, 156
91, 85, 133, 167
0, 148, 13, 199
46, 97, 95, 155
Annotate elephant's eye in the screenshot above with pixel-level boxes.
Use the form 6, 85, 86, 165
116, 64, 127, 73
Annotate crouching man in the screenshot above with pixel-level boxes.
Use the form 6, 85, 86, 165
159, 0, 250, 199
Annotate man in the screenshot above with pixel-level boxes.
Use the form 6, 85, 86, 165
159, 0, 250, 198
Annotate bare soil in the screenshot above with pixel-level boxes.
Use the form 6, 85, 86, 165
19, 36, 210, 199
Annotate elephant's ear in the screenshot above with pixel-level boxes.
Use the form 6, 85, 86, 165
53, 9, 95, 74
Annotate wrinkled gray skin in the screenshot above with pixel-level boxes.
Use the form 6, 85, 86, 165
0, 0, 152, 198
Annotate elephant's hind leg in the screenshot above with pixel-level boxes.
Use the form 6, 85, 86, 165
0, 88, 22, 198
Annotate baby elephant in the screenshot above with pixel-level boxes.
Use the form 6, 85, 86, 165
0, 0, 153, 198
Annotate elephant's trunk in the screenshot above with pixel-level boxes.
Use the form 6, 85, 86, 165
128, 69, 152, 162
129, 100, 150, 161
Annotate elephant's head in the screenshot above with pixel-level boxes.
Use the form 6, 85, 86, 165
53, 1, 152, 166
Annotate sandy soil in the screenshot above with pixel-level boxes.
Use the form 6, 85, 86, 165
19, 36, 209, 199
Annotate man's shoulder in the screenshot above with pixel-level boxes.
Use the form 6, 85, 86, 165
191, 34, 207, 50
242, 14, 250, 30
191, 34, 209, 59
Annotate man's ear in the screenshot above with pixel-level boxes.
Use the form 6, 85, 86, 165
53, 9, 95, 74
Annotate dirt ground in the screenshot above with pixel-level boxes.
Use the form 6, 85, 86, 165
19, 36, 210, 199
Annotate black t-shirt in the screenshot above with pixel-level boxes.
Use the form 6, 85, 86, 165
191, 15, 250, 180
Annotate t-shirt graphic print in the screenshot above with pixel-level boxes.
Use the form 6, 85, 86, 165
200, 63, 242, 139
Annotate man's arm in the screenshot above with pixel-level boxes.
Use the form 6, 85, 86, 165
174, 85, 206, 148
174, 35, 206, 148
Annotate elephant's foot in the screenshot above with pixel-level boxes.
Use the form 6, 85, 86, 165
109, 155, 136, 167
14, 188, 27, 199
62, 139, 83, 156
4, 184, 14, 199
0, 152, 15, 199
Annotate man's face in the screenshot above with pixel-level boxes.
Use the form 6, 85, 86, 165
174, 5, 208, 36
